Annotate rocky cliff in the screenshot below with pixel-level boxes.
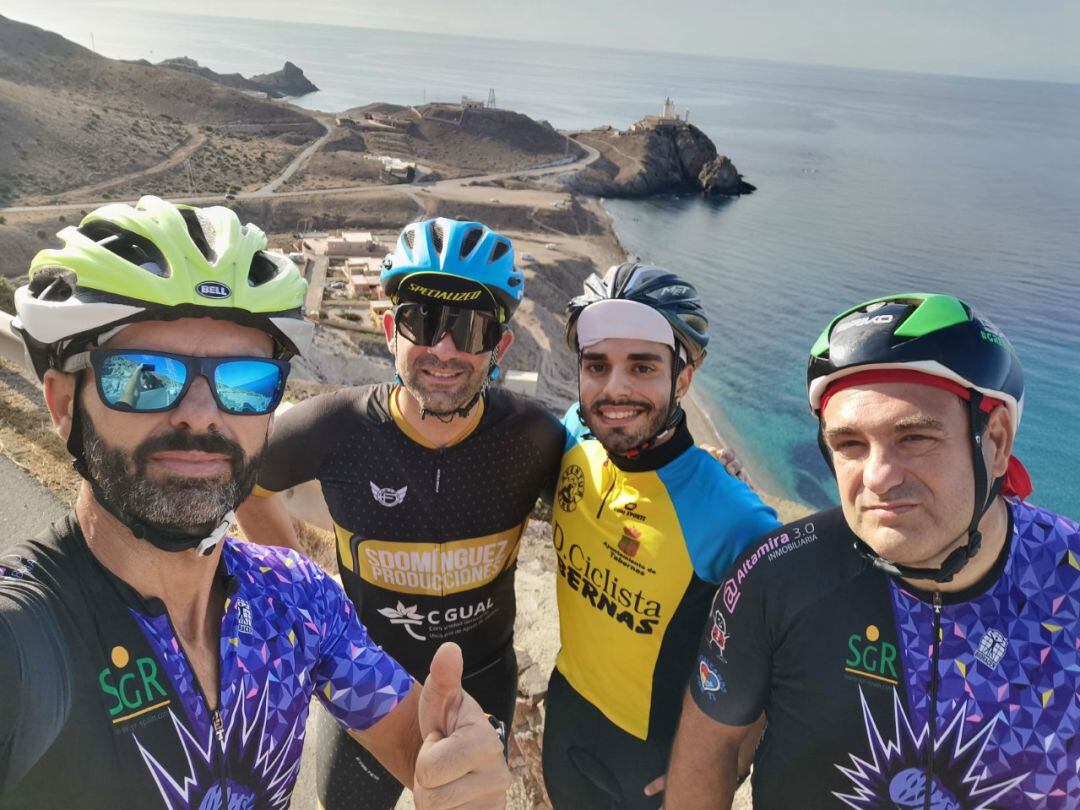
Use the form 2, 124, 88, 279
249, 61, 319, 97
157, 57, 319, 98
564, 121, 755, 198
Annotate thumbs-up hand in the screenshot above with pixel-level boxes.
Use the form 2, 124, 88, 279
413, 642, 511, 809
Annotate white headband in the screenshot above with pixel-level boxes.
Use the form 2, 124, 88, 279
576, 299, 676, 352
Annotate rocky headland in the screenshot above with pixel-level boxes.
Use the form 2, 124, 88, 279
249, 60, 319, 97
561, 119, 755, 197
155, 57, 318, 98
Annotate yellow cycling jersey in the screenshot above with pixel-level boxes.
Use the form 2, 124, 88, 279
552, 415, 779, 740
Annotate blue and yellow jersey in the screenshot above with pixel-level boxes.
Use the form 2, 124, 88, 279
552, 408, 779, 740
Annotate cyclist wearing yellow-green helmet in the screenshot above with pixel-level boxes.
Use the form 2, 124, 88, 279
13, 195, 312, 555
1, 197, 511, 809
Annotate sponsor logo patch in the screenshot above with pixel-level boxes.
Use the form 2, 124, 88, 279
98, 645, 171, 725
557, 465, 585, 512
356, 529, 520, 596
698, 655, 726, 696
235, 598, 253, 635
709, 609, 729, 661
370, 482, 408, 507
617, 523, 642, 557
844, 624, 899, 687
195, 281, 231, 299
974, 628, 1008, 669
377, 597, 498, 642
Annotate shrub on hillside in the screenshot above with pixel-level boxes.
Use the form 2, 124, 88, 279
0, 278, 15, 314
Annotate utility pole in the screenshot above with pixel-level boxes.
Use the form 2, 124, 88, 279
90, 32, 96, 52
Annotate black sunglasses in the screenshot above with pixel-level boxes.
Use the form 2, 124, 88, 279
63, 349, 290, 416
394, 302, 504, 354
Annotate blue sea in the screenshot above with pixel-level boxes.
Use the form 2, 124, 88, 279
24, 8, 1080, 515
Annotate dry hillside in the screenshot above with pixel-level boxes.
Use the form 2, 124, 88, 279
0, 15, 322, 204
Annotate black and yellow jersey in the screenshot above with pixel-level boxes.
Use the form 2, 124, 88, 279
552, 413, 779, 741
254, 383, 564, 678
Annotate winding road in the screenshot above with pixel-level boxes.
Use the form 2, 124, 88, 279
0, 128, 600, 215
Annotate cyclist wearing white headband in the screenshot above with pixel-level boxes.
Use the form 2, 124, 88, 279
542, 263, 778, 809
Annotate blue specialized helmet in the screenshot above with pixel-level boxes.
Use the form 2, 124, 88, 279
380, 218, 524, 323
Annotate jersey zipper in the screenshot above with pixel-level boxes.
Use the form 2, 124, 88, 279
924, 591, 943, 810
162, 611, 229, 803
596, 465, 618, 519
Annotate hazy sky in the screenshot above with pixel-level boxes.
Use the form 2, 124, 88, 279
7, 0, 1080, 83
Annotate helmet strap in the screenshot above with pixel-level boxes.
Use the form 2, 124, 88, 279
847, 390, 1004, 584
579, 347, 684, 459
418, 346, 497, 423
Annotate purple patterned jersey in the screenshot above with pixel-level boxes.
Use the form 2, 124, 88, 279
0, 514, 413, 809
691, 500, 1079, 809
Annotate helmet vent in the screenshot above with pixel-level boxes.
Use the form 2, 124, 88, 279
490, 240, 510, 262
403, 227, 416, 251
179, 208, 213, 261
78, 221, 170, 278
460, 227, 483, 258
431, 221, 446, 254
248, 252, 279, 287
28, 267, 77, 302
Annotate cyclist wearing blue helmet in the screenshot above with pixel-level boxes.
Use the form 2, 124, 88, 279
238, 217, 564, 810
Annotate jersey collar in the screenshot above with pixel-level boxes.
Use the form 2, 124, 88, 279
607, 415, 694, 473
892, 500, 1015, 606
66, 513, 237, 617
388, 384, 486, 449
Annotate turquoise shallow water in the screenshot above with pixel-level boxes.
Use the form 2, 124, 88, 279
23, 8, 1080, 516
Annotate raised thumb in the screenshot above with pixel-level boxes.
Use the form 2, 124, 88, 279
418, 642, 464, 739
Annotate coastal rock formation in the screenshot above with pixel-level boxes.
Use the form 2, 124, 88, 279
158, 57, 319, 98
249, 61, 319, 97
564, 120, 754, 198
156, 56, 279, 96
699, 155, 756, 195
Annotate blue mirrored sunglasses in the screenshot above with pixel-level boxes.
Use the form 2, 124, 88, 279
63, 349, 290, 416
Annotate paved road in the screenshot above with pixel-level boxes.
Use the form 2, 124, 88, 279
0, 135, 601, 215
0, 455, 66, 539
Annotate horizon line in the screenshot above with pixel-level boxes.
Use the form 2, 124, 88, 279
20, 6, 1080, 89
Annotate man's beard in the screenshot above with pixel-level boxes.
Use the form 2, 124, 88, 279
582, 397, 668, 455
399, 354, 487, 416
80, 404, 261, 537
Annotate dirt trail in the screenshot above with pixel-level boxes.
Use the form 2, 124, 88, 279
53, 126, 208, 201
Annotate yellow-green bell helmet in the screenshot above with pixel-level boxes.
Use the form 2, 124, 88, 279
13, 196, 313, 378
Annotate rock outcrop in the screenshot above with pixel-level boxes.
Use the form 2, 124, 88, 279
249, 61, 319, 97
157, 57, 318, 98
564, 120, 754, 198
156, 56, 278, 95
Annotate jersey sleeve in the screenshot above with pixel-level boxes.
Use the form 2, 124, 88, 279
561, 403, 590, 452
661, 446, 781, 583
0, 586, 73, 791
302, 556, 414, 731
256, 393, 343, 493
690, 533, 775, 726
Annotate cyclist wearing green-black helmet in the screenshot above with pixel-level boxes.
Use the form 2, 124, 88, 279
237, 216, 563, 810
665, 293, 1080, 809
1, 197, 510, 808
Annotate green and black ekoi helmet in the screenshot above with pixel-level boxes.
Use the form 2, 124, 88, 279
808, 292, 1023, 427
13, 195, 312, 380
807, 293, 1026, 583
